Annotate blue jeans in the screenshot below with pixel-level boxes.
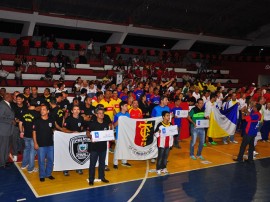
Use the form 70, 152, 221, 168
190, 127, 205, 156
37, 146, 54, 178
22, 137, 36, 171
156, 147, 170, 170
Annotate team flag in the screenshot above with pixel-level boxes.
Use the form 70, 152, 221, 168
114, 116, 162, 160
207, 104, 238, 138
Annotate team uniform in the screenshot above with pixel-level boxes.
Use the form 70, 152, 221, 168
189, 106, 206, 159
21, 109, 40, 172
88, 120, 109, 184
154, 121, 174, 174
100, 99, 114, 121
236, 111, 261, 162
129, 108, 143, 119
111, 98, 122, 114
33, 117, 55, 179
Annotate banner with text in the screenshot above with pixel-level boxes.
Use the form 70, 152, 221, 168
53, 131, 108, 171
114, 116, 162, 160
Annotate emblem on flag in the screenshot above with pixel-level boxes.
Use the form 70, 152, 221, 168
134, 120, 155, 147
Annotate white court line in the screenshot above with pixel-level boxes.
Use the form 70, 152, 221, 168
16, 155, 270, 199
127, 160, 149, 202
14, 162, 39, 198
16, 198, 26, 201
206, 146, 234, 157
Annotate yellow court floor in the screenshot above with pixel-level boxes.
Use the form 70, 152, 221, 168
16, 133, 270, 197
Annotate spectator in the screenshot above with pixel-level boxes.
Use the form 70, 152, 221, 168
15, 66, 23, 86
0, 66, 9, 86
31, 58, 38, 73
40, 34, 47, 56
47, 51, 55, 68
22, 55, 30, 73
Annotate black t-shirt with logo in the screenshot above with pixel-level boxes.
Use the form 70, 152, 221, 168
80, 104, 94, 116
30, 95, 44, 107
12, 104, 28, 121
59, 99, 70, 110
21, 109, 40, 138
33, 117, 55, 147
88, 121, 109, 152
64, 115, 84, 132
49, 106, 64, 128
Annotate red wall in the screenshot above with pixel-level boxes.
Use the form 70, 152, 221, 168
222, 61, 270, 85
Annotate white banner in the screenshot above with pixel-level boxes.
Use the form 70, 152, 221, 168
91, 130, 115, 142
115, 116, 162, 160
53, 131, 108, 171
160, 125, 178, 137
196, 119, 209, 128
176, 110, 189, 118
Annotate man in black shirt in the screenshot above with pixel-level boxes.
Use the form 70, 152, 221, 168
62, 105, 84, 176
11, 93, 27, 162
81, 96, 94, 122
49, 97, 64, 131
30, 86, 43, 111
59, 91, 70, 112
87, 107, 110, 186
33, 105, 55, 182
40, 88, 51, 107
19, 101, 39, 173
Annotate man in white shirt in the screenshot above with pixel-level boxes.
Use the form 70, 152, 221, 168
192, 87, 201, 101
223, 93, 239, 144
204, 93, 218, 145
0, 67, 9, 86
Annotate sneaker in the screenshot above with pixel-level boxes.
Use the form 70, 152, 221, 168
210, 141, 217, 145
203, 143, 207, 147
105, 166, 110, 171
121, 162, 132, 167
230, 140, 238, 144
190, 155, 197, 160
151, 159, 156, 163
63, 171, 70, 176
28, 168, 38, 173
156, 169, 161, 175
267, 140, 270, 143
162, 168, 169, 175
253, 151, 259, 155
76, 170, 83, 175
47, 176, 55, 180
40, 178, 45, 182
109, 148, 114, 153
223, 141, 228, 145
21, 165, 29, 170
198, 156, 205, 160
13, 155, 18, 162
113, 165, 118, 169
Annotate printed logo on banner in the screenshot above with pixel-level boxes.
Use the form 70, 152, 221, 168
95, 132, 99, 138
134, 121, 155, 147
69, 135, 91, 165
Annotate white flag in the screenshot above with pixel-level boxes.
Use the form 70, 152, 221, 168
114, 116, 162, 160
53, 131, 108, 171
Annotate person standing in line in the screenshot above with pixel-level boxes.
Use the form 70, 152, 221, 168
113, 101, 132, 169
155, 111, 174, 175
62, 105, 84, 176
33, 105, 55, 182
151, 96, 170, 163
234, 103, 262, 163
87, 107, 110, 186
170, 97, 182, 149
187, 98, 206, 160
19, 101, 40, 173
0, 93, 15, 168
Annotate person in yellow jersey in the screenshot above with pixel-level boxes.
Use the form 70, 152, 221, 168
111, 90, 122, 115
92, 91, 104, 108
100, 90, 114, 122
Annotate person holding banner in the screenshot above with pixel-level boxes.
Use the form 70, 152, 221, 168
187, 98, 206, 160
170, 97, 183, 148
62, 105, 85, 176
234, 103, 261, 163
87, 107, 110, 186
154, 111, 174, 175
33, 105, 55, 182
113, 101, 132, 169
